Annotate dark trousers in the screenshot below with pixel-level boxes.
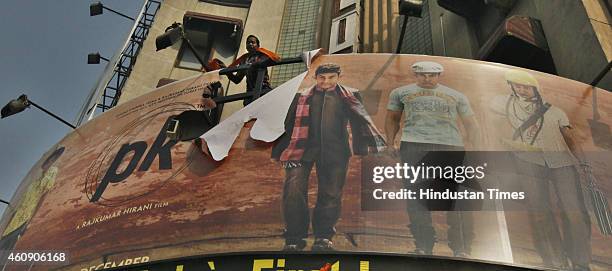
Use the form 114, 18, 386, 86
513, 157, 591, 268
400, 142, 474, 254
282, 158, 349, 242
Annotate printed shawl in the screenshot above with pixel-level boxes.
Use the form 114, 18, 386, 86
280, 85, 386, 161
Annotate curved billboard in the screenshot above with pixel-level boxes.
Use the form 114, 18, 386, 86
0, 55, 610, 271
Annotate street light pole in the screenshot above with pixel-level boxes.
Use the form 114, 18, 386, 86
1, 95, 76, 129
90, 2, 135, 21
396, 16, 409, 54
28, 100, 76, 129
182, 35, 207, 68
155, 23, 208, 69
101, 5, 135, 21
396, 0, 424, 54
590, 60, 612, 88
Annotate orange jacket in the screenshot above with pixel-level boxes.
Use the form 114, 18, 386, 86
228, 47, 280, 67
202, 48, 280, 72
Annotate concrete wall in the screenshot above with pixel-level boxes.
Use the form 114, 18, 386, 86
315, 0, 332, 51
424, 0, 611, 90
582, 0, 612, 61
118, 0, 611, 115
340, 0, 356, 10
361, 0, 398, 53
527, 0, 611, 90
428, 1, 478, 58
581, 0, 612, 90
220, 0, 286, 118
119, 0, 249, 104
117, 0, 288, 119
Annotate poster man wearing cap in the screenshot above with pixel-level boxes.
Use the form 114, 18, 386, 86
489, 69, 592, 271
272, 63, 386, 251
385, 61, 481, 256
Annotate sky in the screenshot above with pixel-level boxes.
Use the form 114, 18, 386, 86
0, 1, 145, 216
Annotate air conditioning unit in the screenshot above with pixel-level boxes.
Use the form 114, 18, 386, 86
477, 16, 557, 74
437, 0, 486, 18
399, 0, 424, 18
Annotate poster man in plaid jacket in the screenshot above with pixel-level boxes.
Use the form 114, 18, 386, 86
272, 63, 386, 251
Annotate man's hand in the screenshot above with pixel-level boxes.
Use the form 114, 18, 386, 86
200, 97, 217, 110
385, 145, 400, 159
384, 110, 402, 159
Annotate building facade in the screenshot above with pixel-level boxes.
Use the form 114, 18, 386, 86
109, 0, 611, 120
395, 0, 612, 90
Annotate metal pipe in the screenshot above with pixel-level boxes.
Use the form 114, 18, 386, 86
440, 13, 447, 56
212, 56, 304, 104
218, 57, 303, 75
396, 16, 409, 54
213, 92, 254, 104
218, 64, 251, 75
266, 57, 303, 67
102, 6, 135, 21
28, 100, 76, 129
252, 69, 266, 100
590, 60, 612, 87
181, 35, 207, 69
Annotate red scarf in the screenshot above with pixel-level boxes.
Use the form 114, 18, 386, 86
280, 85, 386, 161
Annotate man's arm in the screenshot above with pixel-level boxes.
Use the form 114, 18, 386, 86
204, 59, 244, 84
226, 70, 245, 84
227, 54, 272, 84
385, 110, 402, 151
348, 91, 371, 155
461, 115, 482, 149
271, 94, 301, 160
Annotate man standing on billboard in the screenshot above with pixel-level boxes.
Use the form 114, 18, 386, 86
223, 35, 279, 106
490, 69, 592, 271
385, 61, 481, 257
272, 63, 386, 251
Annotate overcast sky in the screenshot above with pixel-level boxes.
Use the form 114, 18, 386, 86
0, 1, 144, 216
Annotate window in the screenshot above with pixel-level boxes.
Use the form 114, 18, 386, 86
176, 32, 212, 70
329, 11, 357, 53
338, 18, 346, 44
175, 13, 243, 71
333, 0, 341, 17
199, 0, 251, 8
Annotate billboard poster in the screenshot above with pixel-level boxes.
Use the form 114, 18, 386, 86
0, 55, 610, 271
